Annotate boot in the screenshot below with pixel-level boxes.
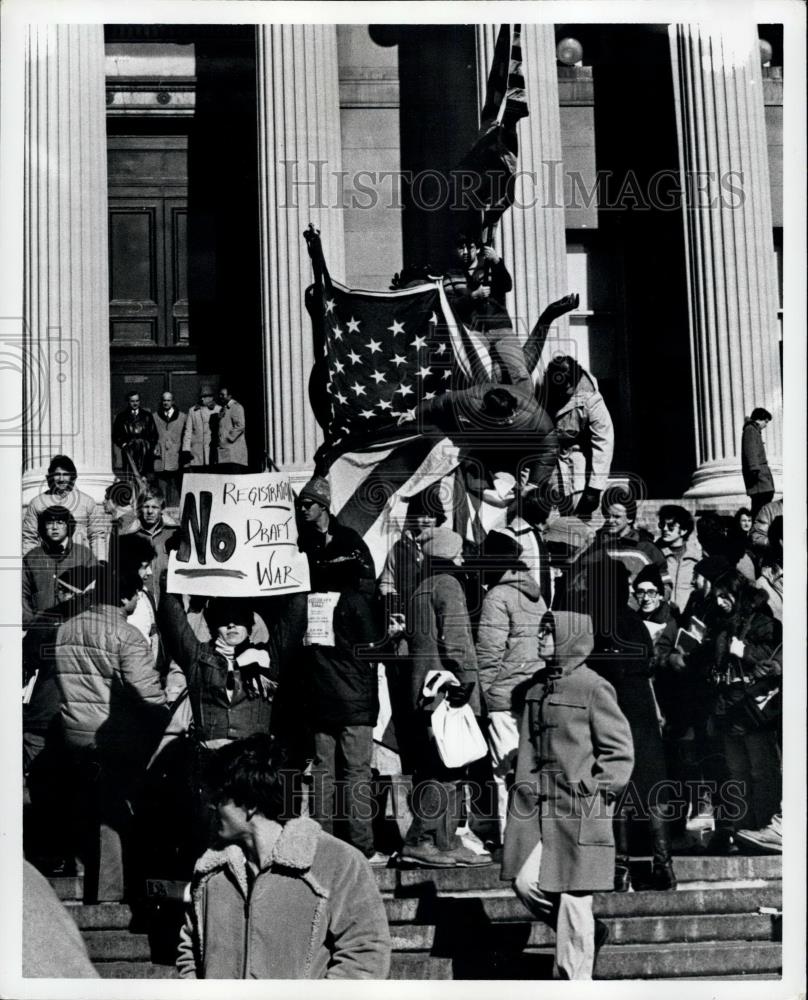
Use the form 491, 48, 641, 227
649, 812, 677, 890
613, 856, 632, 893
708, 826, 739, 855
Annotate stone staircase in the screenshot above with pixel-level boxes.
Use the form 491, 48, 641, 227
53, 854, 782, 980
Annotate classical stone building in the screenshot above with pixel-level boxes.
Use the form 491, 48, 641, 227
11, 21, 783, 506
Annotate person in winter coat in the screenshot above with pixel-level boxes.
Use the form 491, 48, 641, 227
153, 391, 187, 505
741, 407, 775, 517
542, 355, 614, 518
754, 515, 783, 622
53, 568, 169, 901
213, 386, 248, 470
476, 532, 547, 839
294, 474, 382, 859
749, 497, 783, 560
22, 506, 95, 627
502, 610, 633, 980
176, 734, 391, 979
112, 390, 159, 477
181, 385, 221, 468
22, 454, 106, 559
654, 504, 703, 614
591, 561, 676, 892
708, 570, 782, 841
400, 527, 488, 868
123, 488, 178, 609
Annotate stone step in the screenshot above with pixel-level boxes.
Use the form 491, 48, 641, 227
388, 911, 779, 951
48, 854, 782, 902
94, 955, 454, 980
84, 931, 151, 962
97, 962, 179, 979
460, 940, 782, 980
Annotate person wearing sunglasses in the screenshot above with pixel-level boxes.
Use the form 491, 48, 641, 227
654, 504, 702, 614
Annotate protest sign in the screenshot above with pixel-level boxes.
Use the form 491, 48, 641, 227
167, 472, 311, 597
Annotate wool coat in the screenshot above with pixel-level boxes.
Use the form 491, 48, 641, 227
477, 571, 546, 713
553, 370, 614, 495
501, 611, 634, 892
182, 403, 221, 467
741, 419, 774, 495
176, 816, 391, 979
215, 398, 248, 466
153, 407, 188, 472
22, 541, 94, 626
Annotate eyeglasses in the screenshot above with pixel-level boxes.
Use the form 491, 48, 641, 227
299, 499, 317, 509
634, 588, 659, 598
658, 520, 680, 529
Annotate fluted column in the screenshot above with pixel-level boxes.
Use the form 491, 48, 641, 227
476, 24, 569, 370
670, 23, 782, 500
256, 25, 345, 476
21, 24, 113, 504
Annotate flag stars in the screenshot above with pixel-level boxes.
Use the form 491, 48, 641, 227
370, 370, 387, 384
391, 353, 407, 367
346, 316, 361, 334
324, 298, 336, 315
396, 382, 414, 398
442, 369, 452, 380
436, 342, 447, 355
411, 334, 428, 350
347, 349, 362, 365
366, 338, 382, 355
424, 391, 436, 400
334, 391, 348, 405
332, 359, 345, 374
360, 409, 376, 419
331, 325, 343, 341
377, 399, 393, 411
350, 381, 367, 397
417, 365, 432, 379
387, 319, 405, 336
429, 312, 438, 325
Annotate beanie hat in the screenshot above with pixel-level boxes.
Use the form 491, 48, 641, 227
632, 564, 664, 593
299, 476, 331, 509
419, 527, 463, 562
693, 555, 732, 583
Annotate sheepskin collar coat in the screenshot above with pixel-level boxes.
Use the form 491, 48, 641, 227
176, 817, 391, 980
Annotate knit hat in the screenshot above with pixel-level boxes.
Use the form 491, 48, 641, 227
693, 555, 732, 582
419, 527, 463, 562
298, 476, 331, 509
632, 564, 665, 593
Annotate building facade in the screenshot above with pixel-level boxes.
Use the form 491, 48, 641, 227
12, 21, 783, 505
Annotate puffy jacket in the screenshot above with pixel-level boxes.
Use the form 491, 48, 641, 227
154, 408, 187, 472
176, 817, 391, 979
299, 516, 376, 601
655, 533, 703, 614
22, 541, 94, 626
159, 592, 276, 743
22, 488, 106, 560
553, 371, 614, 494
741, 418, 774, 494
477, 571, 546, 713
755, 564, 783, 622
750, 499, 783, 554
54, 603, 168, 762
304, 589, 381, 730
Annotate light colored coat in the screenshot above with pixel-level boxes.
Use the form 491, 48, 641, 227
181, 403, 221, 467
553, 371, 614, 496
176, 816, 391, 979
502, 611, 634, 893
154, 408, 187, 472
477, 571, 547, 713
216, 398, 248, 466
22, 488, 106, 559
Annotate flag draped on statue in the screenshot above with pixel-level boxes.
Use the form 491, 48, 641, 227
454, 23, 529, 244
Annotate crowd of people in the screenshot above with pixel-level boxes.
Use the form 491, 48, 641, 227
20, 238, 784, 982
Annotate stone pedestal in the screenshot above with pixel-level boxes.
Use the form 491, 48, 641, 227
475, 24, 570, 371
255, 25, 346, 477
21, 25, 113, 504
670, 23, 782, 502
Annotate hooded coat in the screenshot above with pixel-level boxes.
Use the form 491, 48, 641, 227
501, 611, 634, 892
477, 571, 547, 713
176, 816, 391, 979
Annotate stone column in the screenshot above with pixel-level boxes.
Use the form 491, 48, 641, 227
21, 24, 113, 504
256, 25, 346, 478
475, 24, 570, 370
670, 22, 782, 501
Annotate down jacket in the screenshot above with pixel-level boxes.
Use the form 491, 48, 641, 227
502, 611, 634, 892
54, 603, 168, 763
477, 571, 547, 713
176, 816, 391, 979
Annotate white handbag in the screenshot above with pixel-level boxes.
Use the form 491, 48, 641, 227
423, 670, 488, 769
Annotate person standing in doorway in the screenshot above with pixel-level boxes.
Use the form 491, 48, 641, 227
214, 386, 248, 473
112, 391, 159, 479
153, 391, 187, 506
181, 384, 221, 471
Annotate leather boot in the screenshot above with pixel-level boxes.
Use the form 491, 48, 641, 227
614, 856, 632, 892
649, 812, 678, 890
